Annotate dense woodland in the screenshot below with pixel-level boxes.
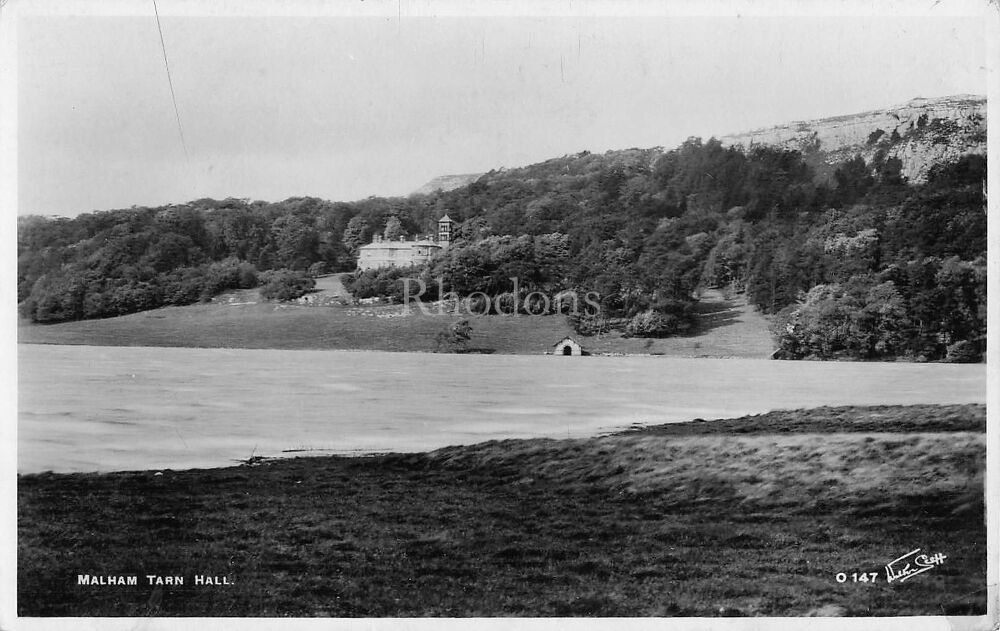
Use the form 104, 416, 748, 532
18, 136, 986, 361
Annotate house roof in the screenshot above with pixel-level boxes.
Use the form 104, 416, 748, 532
359, 240, 440, 250
553, 336, 582, 347
439, 214, 454, 223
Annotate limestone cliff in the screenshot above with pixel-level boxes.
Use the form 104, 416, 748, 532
411, 173, 485, 196
719, 95, 985, 183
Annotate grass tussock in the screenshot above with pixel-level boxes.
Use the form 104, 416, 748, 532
18, 404, 986, 617
419, 432, 984, 511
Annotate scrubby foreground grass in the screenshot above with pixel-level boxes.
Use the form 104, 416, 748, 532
18, 404, 986, 617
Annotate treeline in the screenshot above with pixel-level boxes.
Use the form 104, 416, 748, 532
387, 141, 984, 359
17, 195, 452, 323
18, 138, 986, 361
402, 142, 834, 339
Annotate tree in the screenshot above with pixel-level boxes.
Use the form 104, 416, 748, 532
833, 155, 875, 204
775, 278, 907, 359
271, 215, 319, 270
383, 216, 404, 241
436, 319, 473, 352
218, 209, 266, 260
342, 216, 368, 257
624, 309, 672, 337
451, 319, 472, 344
145, 232, 201, 273
258, 269, 316, 301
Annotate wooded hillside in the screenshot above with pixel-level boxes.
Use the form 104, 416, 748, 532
18, 138, 985, 361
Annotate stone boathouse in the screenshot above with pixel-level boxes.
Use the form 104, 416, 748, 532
552, 337, 585, 356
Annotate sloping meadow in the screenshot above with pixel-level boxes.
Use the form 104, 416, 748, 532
417, 404, 985, 513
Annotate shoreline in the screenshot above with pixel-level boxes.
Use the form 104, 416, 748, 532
19, 344, 987, 475
18, 403, 986, 478
15, 338, 990, 364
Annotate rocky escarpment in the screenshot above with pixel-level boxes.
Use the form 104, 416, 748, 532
719, 95, 986, 183
412, 173, 485, 196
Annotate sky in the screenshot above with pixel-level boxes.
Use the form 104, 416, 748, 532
9, 1, 992, 217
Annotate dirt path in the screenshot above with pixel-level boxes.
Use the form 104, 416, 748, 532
583, 288, 776, 358
683, 288, 776, 358
311, 273, 350, 298
210, 273, 351, 306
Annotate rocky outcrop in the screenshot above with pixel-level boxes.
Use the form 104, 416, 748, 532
411, 173, 485, 196
719, 95, 986, 183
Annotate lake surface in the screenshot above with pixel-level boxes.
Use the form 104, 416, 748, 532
18, 344, 986, 474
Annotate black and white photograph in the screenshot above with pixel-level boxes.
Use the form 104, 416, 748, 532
2, 0, 996, 628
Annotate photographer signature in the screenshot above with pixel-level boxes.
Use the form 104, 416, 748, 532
884, 548, 947, 583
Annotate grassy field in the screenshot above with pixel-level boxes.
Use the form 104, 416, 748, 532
17, 287, 776, 357
18, 404, 986, 617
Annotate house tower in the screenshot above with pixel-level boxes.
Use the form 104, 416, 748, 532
437, 215, 455, 247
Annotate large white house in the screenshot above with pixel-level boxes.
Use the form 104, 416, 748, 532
356, 215, 455, 271
356, 236, 441, 271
